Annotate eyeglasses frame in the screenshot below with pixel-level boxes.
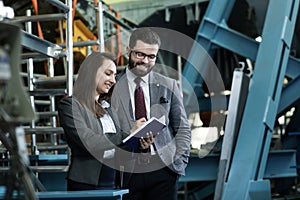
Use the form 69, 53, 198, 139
130, 49, 158, 61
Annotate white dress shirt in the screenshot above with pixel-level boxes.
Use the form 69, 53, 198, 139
126, 68, 155, 155
126, 68, 150, 120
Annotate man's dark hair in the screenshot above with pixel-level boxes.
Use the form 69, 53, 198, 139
129, 27, 161, 48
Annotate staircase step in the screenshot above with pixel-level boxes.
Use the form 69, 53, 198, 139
33, 75, 77, 88
34, 100, 51, 106
21, 52, 57, 61
24, 127, 64, 135
37, 144, 68, 152
28, 89, 66, 96
36, 111, 58, 119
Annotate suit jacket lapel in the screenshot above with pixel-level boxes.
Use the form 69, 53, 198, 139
149, 73, 162, 118
115, 74, 134, 122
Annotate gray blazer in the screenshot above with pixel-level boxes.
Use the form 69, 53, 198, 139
58, 97, 127, 185
111, 71, 191, 176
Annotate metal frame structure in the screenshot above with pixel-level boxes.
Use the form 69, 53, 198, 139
182, 0, 300, 199
0, 1, 134, 199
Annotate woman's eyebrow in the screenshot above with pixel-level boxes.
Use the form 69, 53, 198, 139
105, 69, 116, 74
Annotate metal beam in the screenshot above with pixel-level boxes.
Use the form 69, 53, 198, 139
182, 0, 300, 114
12, 13, 66, 23
46, 0, 70, 13
21, 31, 63, 59
222, 0, 299, 199
278, 75, 300, 116
179, 151, 296, 182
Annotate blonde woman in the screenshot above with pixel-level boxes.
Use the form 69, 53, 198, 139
58, 52, 150, 191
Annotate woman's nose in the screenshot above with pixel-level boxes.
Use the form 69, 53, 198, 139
111, 75, 116, 84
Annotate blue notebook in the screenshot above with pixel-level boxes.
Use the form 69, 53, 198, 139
122, 116, 166, 150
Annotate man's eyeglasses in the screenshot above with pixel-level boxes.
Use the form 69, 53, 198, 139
130, 49, 158, 61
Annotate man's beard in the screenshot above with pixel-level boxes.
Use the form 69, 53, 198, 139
128, 57, 152, 77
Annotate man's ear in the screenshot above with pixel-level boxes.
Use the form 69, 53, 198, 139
126, 47, 131, 56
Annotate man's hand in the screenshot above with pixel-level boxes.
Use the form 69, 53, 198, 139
139, 132, 154, 150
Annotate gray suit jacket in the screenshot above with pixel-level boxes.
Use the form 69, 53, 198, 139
111, 71, 191, 176
58, 97, 127, 185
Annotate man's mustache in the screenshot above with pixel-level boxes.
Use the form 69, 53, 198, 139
135, 62, 150, 68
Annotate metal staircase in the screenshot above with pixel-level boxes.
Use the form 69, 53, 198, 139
0, 0, 133, 196
20, 1, 72, 176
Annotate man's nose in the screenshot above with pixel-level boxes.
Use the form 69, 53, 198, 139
142, 56, 150, 63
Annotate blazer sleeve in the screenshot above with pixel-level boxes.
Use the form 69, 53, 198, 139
169, 79, 191, 163
58, 97, 125, 157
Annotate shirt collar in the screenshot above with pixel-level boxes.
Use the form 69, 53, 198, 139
101, 100, 110, 109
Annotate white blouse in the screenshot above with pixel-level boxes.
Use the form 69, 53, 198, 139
99, 100, 116, 159
99, 100, 116, 134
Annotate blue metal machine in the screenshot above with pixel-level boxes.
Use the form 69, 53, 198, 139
1, 0, 300, 199
182, 0, 300, 199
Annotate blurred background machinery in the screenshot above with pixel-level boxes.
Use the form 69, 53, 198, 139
0, 0, 300, 199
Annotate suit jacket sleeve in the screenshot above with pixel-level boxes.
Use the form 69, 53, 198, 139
169, 79, 191, 166
58, 97, 125, 158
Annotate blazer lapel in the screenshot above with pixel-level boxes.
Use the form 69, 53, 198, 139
113, 74, 134, 124
149, 73, 163, 118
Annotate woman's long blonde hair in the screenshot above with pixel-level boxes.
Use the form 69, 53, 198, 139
73, 51, 116, 118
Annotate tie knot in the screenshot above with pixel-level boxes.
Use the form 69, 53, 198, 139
134, 77, 142, 85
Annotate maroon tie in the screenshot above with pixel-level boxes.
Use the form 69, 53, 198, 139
134, 77, 147, 120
